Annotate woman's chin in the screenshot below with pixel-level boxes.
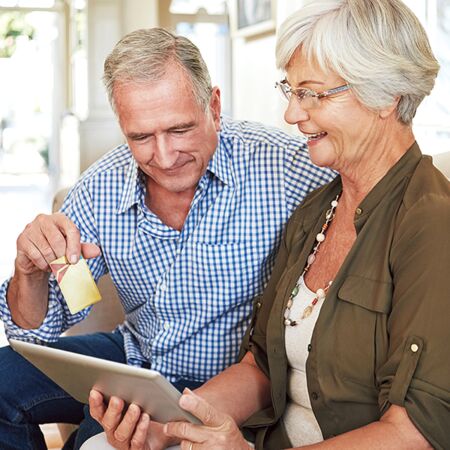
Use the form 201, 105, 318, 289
308, 144, 334, 168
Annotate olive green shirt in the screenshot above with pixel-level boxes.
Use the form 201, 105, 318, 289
240, 143, 450, 449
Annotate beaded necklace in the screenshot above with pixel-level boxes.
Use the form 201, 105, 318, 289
284, 194, 340, 327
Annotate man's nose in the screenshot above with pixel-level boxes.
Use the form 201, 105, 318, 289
153, 135, 178, 169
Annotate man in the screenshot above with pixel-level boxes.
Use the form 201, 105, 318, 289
0, 28, 333, 449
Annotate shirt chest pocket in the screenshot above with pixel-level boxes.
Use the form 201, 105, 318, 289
180, 240, 270, 309
335, 275, 392, 389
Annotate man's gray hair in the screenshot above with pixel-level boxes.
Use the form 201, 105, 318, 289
276, 0, 440, 124
104, 28, 212, 112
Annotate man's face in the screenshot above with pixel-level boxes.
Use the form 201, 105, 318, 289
114, 66, 221, 196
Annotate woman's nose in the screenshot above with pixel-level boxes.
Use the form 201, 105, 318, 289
284, 96, 310, 125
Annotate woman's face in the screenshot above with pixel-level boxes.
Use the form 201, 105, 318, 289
283, 50, 385, 173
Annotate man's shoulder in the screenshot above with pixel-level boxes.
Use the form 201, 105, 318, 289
79, 144, 133, 183
220, 116, 305, 149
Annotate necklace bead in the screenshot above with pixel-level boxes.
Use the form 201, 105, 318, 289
316, 233, 325, 242
284, 194, 340, 327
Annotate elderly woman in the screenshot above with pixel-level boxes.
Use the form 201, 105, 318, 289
89, 0, 449, 449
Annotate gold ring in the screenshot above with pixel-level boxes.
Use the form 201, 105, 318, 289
188, 443, 194, 450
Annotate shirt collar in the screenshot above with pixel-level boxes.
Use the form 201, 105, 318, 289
116, 156, 142, 214
206, 118, 235, 187
298, 141, 422, 232
355, 141, 422, 222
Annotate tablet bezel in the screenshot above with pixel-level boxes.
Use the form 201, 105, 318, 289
9, 339, 199, 424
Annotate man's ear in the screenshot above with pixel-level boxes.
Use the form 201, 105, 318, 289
379, 97, 400, 119
209, 86, 221, 130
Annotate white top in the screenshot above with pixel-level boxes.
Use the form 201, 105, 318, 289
283, 275, 324, 446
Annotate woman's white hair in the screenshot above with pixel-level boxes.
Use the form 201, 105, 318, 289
276, 0, 440, 124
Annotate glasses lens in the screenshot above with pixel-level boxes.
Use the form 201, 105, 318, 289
293, 88, 320, 109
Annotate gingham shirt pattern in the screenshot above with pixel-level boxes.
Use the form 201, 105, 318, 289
0, 117, 334, 382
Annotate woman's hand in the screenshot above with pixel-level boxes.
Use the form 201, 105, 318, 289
164, 389, 253, 450
89, 389, 178, 450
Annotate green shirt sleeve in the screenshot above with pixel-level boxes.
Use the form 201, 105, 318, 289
378, 192, 450, 449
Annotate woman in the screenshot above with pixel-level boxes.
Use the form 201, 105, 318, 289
89, 1, 449, 448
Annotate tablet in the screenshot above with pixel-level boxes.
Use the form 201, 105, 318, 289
10, 339, 199, 424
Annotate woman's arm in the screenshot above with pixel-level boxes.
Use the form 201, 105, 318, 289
287, 405, 431, 450
194, 351, 271, 425
166, 398, 431, 450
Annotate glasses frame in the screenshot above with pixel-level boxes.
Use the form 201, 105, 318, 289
275, 79, 351, 106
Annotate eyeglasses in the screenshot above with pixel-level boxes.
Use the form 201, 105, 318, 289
275, 79, 351, 109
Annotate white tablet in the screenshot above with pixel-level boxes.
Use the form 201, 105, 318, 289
10, 339, 199, 424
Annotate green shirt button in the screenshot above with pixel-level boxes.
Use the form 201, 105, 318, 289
311, 392, 319, 400
307, 344, 312, 352
356, 207, 363, 215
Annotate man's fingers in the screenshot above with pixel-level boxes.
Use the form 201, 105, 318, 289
51, 213, 81, 263
129, 413, 150, 450
16, 213, 82, 272
113, 403, 142, 443
81, 242, 101, 260
89, 389, 106, 422
101, 396, 125, 432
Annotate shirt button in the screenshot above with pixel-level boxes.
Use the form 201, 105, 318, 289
307, 344, 312, 352
163, 321, 170, 331
311, 392, 319, 400
410, 343, 419, 353
355, 207, 363, 215
256, 302, 262, 309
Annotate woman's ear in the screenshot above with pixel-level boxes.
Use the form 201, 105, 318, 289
379, 97, 400, 119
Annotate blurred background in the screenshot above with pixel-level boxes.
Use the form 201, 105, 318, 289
0, 0, 449, 328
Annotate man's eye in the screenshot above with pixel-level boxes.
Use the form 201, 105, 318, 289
132, 135, 149, 142
172, 129, 189, 134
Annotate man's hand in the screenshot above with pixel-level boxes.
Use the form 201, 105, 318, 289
7, 213, 100, 329
89, 389, 177, 450
15, 213, 99, 275
164, 389, 252, 450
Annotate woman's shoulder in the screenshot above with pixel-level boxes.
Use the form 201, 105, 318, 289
402, 155, 450, 210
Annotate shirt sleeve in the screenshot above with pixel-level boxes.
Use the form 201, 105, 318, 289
378, 193, 450, 449
0, 181, 108, 342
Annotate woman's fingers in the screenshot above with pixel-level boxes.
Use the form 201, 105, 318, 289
180, 388, 228, 427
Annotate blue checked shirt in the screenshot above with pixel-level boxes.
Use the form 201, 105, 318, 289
0, 117, 334, 382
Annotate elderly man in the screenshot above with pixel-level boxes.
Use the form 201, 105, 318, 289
0, 28, 333, 449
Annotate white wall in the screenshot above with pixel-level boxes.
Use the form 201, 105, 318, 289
79, 0, 159, 172
229, 0, 304, 133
